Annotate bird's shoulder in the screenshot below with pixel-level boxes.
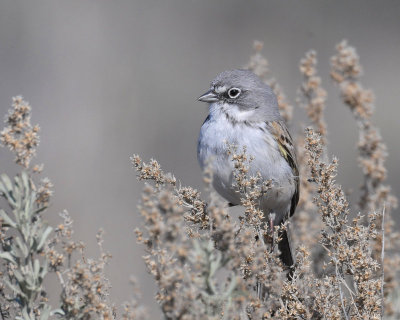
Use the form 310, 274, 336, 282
264, 121, 297, 172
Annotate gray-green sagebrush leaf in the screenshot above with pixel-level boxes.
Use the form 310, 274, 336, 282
50, 309, 65, 316
36, 226, 52, 251
0, 173, 16, 206
21, 171, 30, 193
0, 251, 16, 264
39, 305, 51, 320
0, 209, 16, 228
15, 236, 29, 259
0, 173, 14, 193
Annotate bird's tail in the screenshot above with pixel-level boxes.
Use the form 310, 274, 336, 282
257, 224, 295, 299
278, 227, 294, 267
278, 227, 295, 280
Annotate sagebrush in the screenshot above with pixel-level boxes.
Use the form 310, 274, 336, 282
0, 40, 398, 319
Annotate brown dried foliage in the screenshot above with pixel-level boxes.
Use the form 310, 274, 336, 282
331, 40, 400, 317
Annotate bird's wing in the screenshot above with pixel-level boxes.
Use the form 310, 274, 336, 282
267, 121, 299, 217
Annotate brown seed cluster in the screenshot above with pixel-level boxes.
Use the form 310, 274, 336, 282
0, 96, 40, 168
298, 50, 328, 143
35, 177, 54, 207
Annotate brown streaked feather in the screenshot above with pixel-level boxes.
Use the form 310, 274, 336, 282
268, 121, 300, 217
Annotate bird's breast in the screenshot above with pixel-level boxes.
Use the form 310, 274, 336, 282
197, 112, 293, 206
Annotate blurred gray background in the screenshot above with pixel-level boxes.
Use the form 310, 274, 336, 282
0, 0, 399, 317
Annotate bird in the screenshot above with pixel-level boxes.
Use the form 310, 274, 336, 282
197, 69, 299, 271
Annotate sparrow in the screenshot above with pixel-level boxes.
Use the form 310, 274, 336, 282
197, 69, 299, 270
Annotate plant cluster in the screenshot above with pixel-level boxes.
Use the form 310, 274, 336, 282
0, 41, 398, 319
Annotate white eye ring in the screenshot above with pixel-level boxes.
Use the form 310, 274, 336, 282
228, 87, 241, 99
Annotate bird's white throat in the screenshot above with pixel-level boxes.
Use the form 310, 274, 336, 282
209, 102, 257, 123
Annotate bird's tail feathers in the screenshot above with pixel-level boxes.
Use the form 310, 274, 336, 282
278, 227, 294, 268
278, 226, 295, 280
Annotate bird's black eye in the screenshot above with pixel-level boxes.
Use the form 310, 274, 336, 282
227, 87, 241, 99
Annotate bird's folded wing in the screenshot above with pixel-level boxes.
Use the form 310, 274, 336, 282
267, 121, 300, 217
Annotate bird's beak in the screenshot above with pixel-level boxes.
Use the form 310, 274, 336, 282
198, 90, 218, 103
